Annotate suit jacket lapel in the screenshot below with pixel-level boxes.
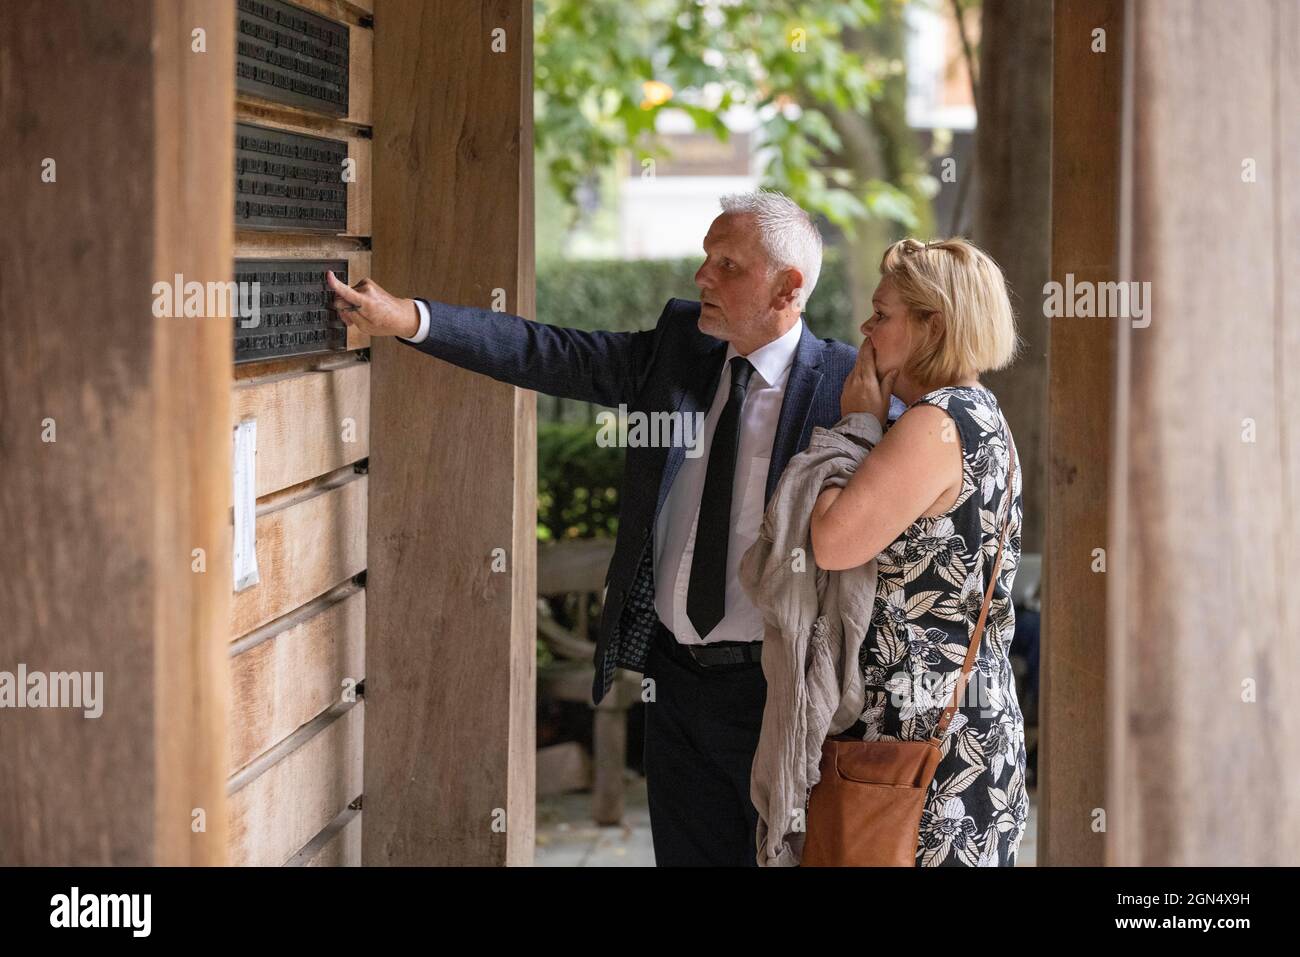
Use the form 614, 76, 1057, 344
764, 322, 826, 503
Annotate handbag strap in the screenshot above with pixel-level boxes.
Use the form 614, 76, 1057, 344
931, 414, 1018, 741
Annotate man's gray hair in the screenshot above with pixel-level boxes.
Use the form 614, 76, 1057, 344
719, 190, 823, 310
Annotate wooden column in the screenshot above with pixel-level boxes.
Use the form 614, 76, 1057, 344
1040, 0, 1124, 867
1107, 0, 1300, 864
0, 0, 232, 864
365, 0, 536, 865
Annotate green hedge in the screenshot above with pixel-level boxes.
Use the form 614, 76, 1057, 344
537, 421, 625, 542
537, 250, 854, 340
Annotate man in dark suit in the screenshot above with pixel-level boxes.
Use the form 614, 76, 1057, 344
327, 190, 871, 866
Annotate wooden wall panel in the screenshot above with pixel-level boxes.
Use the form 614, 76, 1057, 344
365, 0, 536, 866
233, 360, 371, 498
287, 808, 363, 866
232, 473, 368, 638
228, 0, 374, 869
229, 584, 365, 772
231, 243, 372, 359
1107, 0, 1300, 865
0, 0, 232, 865
238, 0, 373, 128
1040, 0, 1124, 867
228, 702, 364, 866
232, 107, 371, 238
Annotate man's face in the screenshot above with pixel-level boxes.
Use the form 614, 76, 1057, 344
694, 212, 789, 349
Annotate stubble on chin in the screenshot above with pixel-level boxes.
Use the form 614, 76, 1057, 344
698, 312, 728, 341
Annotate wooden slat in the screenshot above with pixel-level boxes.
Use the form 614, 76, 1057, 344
230, 584, 366, 772
365, 0, 536, 866
233, 361, 370, 498
233, 351, 363, 382
349, 16, 373, 126
232, 473, 367, 637
346, 135, 372, 237
235, 231, 369, 257
235, 97, 368, 140
229, 702, 364, 866
287, 807, 363, 866
285, 0, 374, 27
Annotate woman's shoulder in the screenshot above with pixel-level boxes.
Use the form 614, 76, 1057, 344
911, 385, 1005, 437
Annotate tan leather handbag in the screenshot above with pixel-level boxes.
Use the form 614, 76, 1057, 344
801, 435, 1017, 867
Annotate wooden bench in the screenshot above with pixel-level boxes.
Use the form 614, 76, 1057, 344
536, 538, 641, 825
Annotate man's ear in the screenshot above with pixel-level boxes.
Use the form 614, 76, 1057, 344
777, 267, 804, 309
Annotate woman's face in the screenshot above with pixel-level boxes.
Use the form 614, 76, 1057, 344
860, 279, 923, 378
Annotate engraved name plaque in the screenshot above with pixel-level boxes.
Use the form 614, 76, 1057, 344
236, 0, 350, 116
234, 259, 348, 363
236, 123, 349, 232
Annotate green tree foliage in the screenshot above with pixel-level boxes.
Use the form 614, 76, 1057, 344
534, 0, 935, 238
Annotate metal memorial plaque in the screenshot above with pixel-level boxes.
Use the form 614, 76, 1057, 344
236, 123, 348, 232
234, 259, 348, 363
236, 0, 350, 116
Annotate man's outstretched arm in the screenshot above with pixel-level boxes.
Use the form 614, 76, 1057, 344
326, 271, 670, 408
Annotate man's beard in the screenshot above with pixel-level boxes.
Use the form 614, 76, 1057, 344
697, 307, 731, 340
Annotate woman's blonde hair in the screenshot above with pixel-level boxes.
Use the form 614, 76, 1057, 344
878, 237, 1018, 387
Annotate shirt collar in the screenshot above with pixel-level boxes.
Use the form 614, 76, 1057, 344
724, 316, 804, 388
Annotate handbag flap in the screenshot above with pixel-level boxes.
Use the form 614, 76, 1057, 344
828, 737, 942, 788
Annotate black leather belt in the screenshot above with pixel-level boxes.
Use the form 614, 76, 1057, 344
655, 620, 763, 668
687, 641, 763, 667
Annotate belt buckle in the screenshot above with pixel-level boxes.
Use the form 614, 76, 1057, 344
687, 643, 717, 667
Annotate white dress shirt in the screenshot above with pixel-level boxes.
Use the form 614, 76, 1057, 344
404, 299, 433, 343
401, 303, 904, 644
653, 318, 805, 645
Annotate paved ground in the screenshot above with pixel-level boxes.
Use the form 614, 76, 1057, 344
536, 774, 1038, 866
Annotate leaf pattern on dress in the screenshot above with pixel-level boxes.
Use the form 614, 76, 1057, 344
849, 385, 1028, 866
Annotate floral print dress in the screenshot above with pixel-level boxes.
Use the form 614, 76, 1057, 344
842, 385, 1028, 866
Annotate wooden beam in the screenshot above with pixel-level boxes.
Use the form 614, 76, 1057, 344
0, 0, 232, 864
1107, 0, 1300, 865
365, 0, 536, 865
1041, 0, 1124, 867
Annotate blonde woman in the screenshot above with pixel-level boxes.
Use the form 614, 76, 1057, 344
810, 238, 1028, 866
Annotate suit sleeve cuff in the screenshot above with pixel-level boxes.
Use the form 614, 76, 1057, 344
399, 298, 431, 344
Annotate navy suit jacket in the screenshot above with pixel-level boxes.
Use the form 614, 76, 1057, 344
404, 297, 858, 704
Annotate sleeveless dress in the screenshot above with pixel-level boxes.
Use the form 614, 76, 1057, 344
842, 385, 1029, 866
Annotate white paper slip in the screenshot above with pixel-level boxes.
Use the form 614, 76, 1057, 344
233, 419, 261, 592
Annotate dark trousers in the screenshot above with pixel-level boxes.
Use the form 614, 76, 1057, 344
642, 619, 768, 867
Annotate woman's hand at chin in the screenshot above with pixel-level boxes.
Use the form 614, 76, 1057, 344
841, 338, 898, 423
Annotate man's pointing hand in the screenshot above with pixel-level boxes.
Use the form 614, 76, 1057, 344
326, 271, 420, 339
